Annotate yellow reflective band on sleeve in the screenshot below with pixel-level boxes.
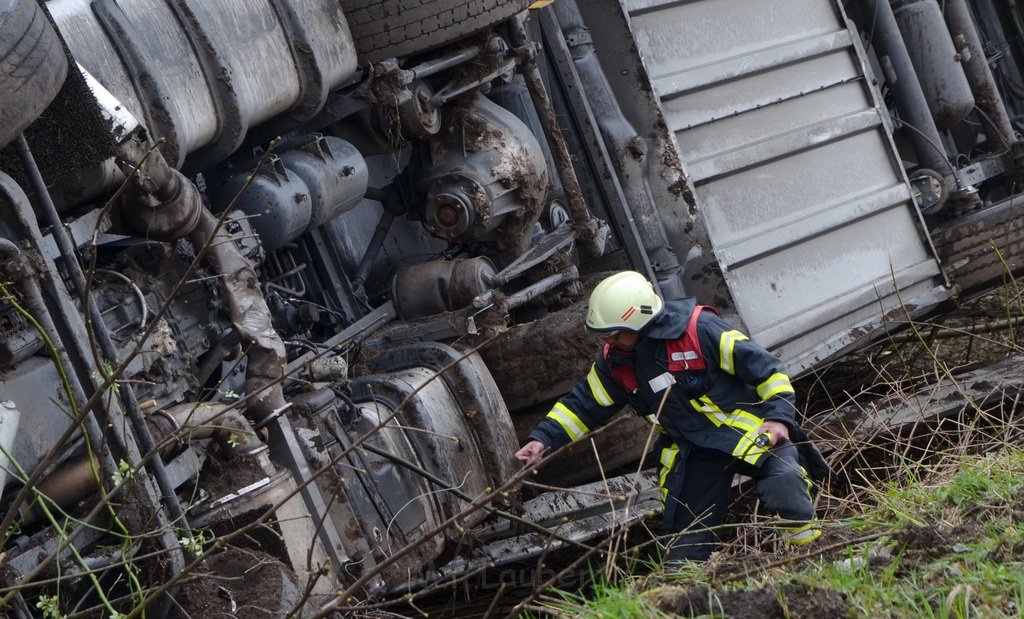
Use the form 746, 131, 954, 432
718, 330, 749, 375
528, 0, 554, 8
731, 415, 769, 465
586, 364, 615, 407
757, 372, 795, 401
784, 521, 822, 545
546, 402, 589, 441
732, 434, 769, 465
657, 444, 680, 504
728, 410, 762, 432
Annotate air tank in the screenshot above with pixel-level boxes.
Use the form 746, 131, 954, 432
392, 258, 497, 319
893, 0, 975, 130
278, 136, 369, 231
214, 157, 312, 252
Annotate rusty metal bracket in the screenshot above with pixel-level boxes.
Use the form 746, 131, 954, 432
510, 13, 609, 258
490, 222, 575, 286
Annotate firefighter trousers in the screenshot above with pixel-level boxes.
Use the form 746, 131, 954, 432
660, 439, 818, 562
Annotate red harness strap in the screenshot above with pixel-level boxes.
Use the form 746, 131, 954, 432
665, 305, 716, 371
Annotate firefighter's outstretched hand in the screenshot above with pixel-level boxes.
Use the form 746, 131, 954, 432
515, 440, 548, 466
757, 421, 790, 446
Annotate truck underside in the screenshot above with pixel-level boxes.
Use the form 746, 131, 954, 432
1, 0, 1024, 615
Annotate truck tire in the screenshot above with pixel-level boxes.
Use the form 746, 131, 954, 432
342, 0, 529, 63
0, 0, 68, 149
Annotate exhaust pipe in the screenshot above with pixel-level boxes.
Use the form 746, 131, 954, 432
16, 401, 268, 526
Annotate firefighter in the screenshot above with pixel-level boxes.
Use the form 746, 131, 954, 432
515, 271, 823, 562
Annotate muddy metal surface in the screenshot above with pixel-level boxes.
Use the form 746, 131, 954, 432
481, 280, 659, 487
481, 295, 599, 411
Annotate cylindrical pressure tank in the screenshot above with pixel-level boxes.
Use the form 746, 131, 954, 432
893, 0, 975, 130
214, 157, 312, 252
278, 135, 369, 231
392, 258, 496, 319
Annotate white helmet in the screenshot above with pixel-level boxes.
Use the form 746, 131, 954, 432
585, 271, 664, 333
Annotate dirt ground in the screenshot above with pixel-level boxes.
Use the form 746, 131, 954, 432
647, 581, 850, 618
170, 548, 301, 618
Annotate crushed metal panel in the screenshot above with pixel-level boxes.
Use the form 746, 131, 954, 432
619, 0, 949, 373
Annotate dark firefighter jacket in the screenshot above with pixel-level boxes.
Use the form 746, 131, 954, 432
527, 298, 797, 467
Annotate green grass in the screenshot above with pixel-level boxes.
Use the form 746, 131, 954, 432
534, 448, 1024, 618
538, 580, 673, 618
803, 525, 1024, 618
785, 449, 1024, 618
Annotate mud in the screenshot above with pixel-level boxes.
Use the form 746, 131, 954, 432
895, 524, 949, 556
480, 289, 604, 413
117, 479, 160, 537
169, 548, 301, 618
647, 581, 850, 618
0, 50, 117, 192
196, 453, 271, 501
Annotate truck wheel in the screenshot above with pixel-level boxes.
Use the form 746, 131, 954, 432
342, 0, 530, 63
0, 0, 68, 149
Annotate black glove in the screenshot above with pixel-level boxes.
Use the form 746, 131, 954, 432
790, 425, 831, 484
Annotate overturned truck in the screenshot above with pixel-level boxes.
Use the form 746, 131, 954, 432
1, 0, 1023, 614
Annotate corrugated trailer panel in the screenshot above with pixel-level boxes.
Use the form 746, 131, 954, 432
619, 0, 949, 373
